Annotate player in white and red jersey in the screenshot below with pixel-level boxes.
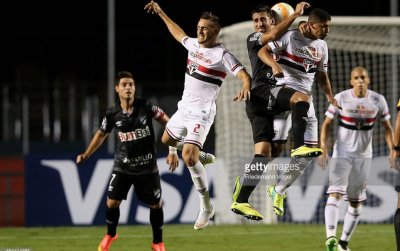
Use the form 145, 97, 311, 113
257, 8, 338, 218
318, 66, 394, 251
145, 1, 251, 231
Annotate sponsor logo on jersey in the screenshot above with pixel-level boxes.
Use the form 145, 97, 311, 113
118, 126, 151, 142
122, 153, 153, 167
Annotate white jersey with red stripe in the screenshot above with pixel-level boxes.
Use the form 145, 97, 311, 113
325, 89, 390, 157
268, 30, 328, 95
178, 36, 244, 116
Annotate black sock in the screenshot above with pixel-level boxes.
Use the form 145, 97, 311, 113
106, 207, 120, 237
395, 208, 400, 251
236, 154, 268, 203
338, 240, 348, 250
291, 101, 309, 149
150, 207, 164, 244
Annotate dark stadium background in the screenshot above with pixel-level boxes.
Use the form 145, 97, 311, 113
1, 0, 398, 154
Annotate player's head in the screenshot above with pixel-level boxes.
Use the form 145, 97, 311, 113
350, 66, 370, 97
250, 4, 274, 33
197, 11, 221, 47
115, 71, 135, 100
307, 8, 331, 40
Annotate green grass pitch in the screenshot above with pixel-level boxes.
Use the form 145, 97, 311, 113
0, 223, 395, 250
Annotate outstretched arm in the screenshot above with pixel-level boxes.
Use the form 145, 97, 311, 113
317, 116, 333, 169
261, 2, 310, 45
76, 130, 108, 164
315, 71, 339, 108
233, 69, 251, 102
144, 1, 187, 43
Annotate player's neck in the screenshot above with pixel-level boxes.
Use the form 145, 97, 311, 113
120, 98, 134, 114
354, 89, 367, 98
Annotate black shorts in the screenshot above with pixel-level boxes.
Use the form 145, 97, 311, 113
107, 171, 162, 205
396, 172, 400, 192
245, 86, 296, 144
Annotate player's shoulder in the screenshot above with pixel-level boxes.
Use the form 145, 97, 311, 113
247, 31, 262, 41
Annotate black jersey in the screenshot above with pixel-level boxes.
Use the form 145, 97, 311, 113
247, 32, 276, 89
100, 97, 165, 175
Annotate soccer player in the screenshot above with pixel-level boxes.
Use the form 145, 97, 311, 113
144, 1, 252, 230
257, 8, 338, 217
318, 66, 394, 251
390, 98, 400, 251
77, 71, 176, 251
231, 2, 312, 221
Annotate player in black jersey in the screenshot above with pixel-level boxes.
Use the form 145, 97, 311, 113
231, 2, 310, 221
76, 71, 177, 251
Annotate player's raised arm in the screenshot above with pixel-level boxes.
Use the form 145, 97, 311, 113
144, 1, 187, 43
261, 2, 310, 44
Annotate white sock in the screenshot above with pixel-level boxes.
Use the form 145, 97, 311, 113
187, 161, 211, 210
325, 196, 341, 238
275, 157, 313, 195
340, 205, 361, 242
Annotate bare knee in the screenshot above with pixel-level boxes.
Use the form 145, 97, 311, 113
290, 92, 309, 105
349, 201, 361, 208
329, 193, 343, 200
182, 145, 200, 166
107, 199, 121, 209
254, 142, 272, 157
149, 201, 163, 209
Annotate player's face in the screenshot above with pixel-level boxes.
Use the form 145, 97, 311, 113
252, 12, 271, 33
309, 20, 330, 40
116, 78, 135, 99
350, 68, 370, 97
197, 19, 219, 47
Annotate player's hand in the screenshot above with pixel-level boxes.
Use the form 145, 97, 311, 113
233, 86, 251, 102
166, 153, 179, 172
390, 150, 400, 171
271, 63, 284, 78
76, 154, 88, 164
328, 97, 342, 110
144, 0, 162, 15
294, 2, 310, 16
317, 152, 329, 169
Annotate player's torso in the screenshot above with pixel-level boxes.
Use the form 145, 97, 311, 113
334, 89, 382, 157
181, 38, 229, 114
276, 30, 327, 94
113, 106, 157, 174
247, 32, 276, 89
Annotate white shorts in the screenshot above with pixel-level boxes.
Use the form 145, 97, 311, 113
273, 101, 318, 145
326, 157, 371, 202
165, 108, 215, 149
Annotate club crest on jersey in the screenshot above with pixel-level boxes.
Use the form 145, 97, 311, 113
302, 58, 315, 72
188, 61, 199, 75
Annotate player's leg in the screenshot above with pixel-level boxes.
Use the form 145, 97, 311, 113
271, 111, 291, 157
135, 173, 166, 251
161, 111, 214, 166
324, 157, 352, 251
395, 172, 400, 251
273, 104, 319, 197
98, 172, 131, 251
183, 118, 214, 230
338, 157, 370, 251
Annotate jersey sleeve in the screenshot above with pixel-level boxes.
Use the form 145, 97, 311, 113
325, 93, 341, 118
146, 101, 166, 120
99, 110, 114, 134
247, 32, 263, 52
222, 50, 245, 76
267, 31, 290, 54
181, 36, 194, 50
378, 94, 391, 121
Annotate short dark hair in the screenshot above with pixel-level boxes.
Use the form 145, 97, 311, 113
308, 8, 331, 23
200, 11, 221, 30
115, 71, 134, 85
250, 4, 270, 17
